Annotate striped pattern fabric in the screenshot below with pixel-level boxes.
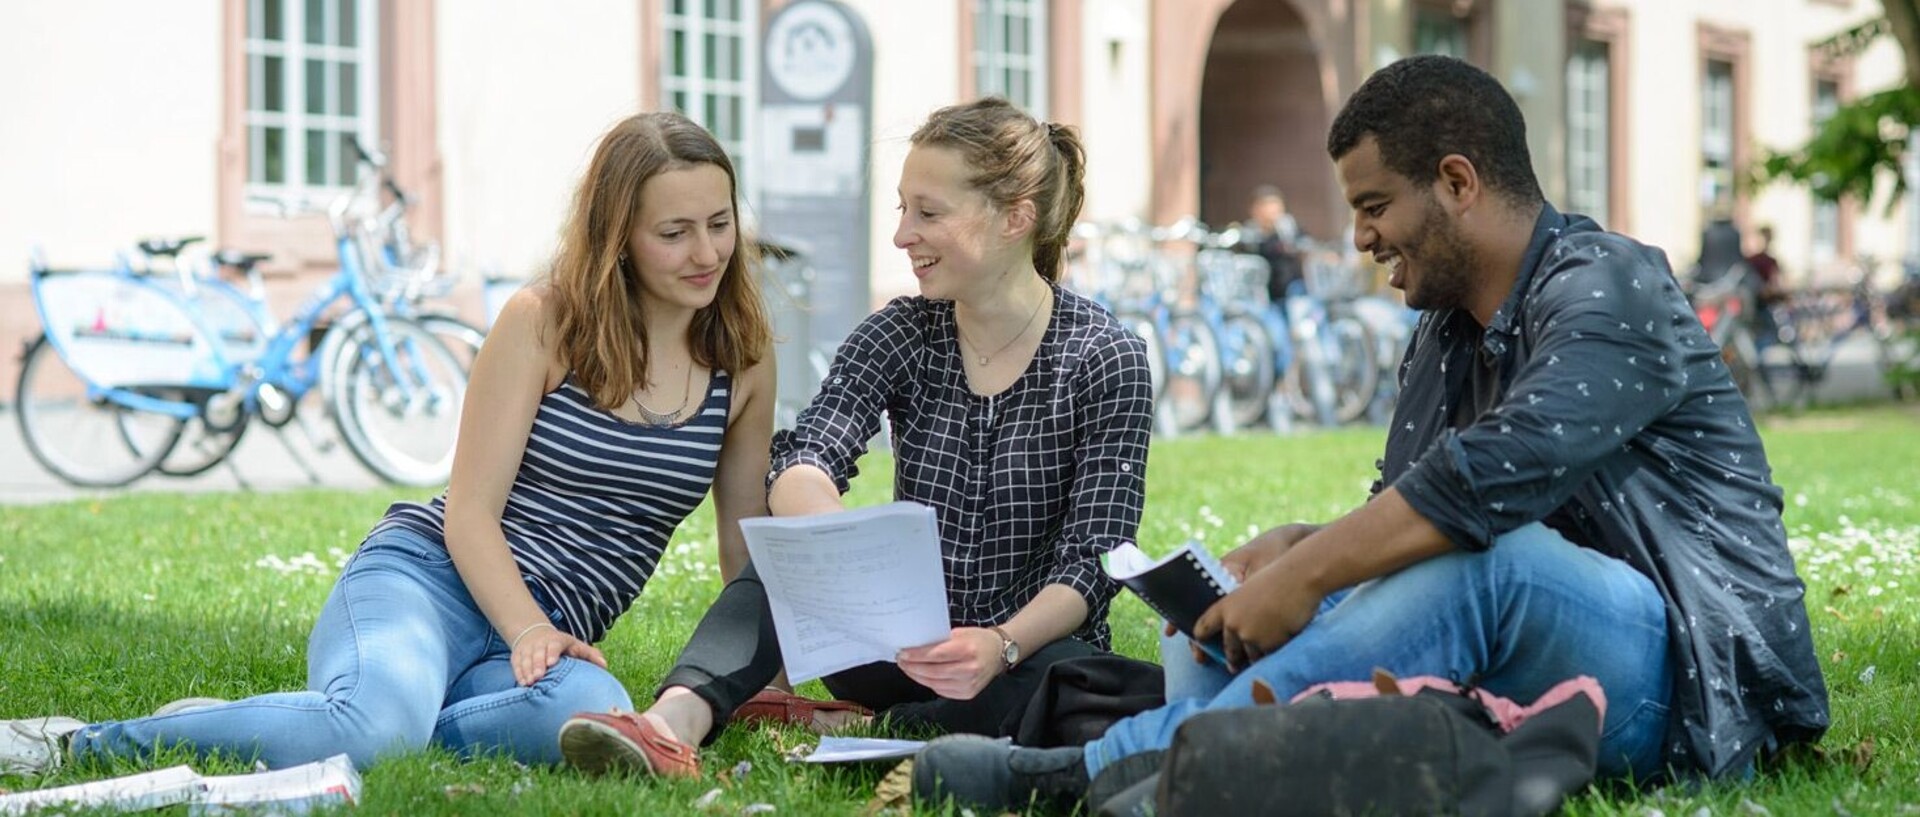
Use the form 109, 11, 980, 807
371, 369, 730, 643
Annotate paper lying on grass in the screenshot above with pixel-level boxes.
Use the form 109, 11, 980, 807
798, 737, 928, 763
0, 753, 361, 816
742, 502, 952, 683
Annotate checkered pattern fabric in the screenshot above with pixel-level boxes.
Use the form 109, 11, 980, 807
770, 287, 1153, 649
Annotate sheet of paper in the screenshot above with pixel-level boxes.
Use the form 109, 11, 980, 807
742, 501, 953, 683
192, 753, 362, 814
0, 766, 200, 816
800, 737, 927, 763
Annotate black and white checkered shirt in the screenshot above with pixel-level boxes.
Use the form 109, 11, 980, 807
770, 285, 1153, 649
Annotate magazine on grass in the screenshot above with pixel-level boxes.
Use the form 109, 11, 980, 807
1103, 541, 1239, 664
0, 753, 361, 816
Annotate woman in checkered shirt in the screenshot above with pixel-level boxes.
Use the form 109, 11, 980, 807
558, 98, 1156, 778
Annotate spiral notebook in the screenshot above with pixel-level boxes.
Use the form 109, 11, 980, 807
1103, 542, 1239, 664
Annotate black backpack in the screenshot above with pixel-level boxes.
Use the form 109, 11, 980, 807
1100, 676, 1604, 816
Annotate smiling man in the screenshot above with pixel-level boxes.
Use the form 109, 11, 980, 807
912, 55, 1830, 813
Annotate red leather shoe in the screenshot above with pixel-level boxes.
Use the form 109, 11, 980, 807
733, 687, 873, 729
559, 710, 700, 778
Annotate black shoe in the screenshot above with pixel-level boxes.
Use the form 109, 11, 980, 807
911, 735, 1090, 812
1087, 750, 1165, 814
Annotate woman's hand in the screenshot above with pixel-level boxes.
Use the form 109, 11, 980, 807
511, 624, 607, 687
896, 627, 1005, 700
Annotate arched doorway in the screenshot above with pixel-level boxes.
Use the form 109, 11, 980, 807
1197, 1, 1336, 242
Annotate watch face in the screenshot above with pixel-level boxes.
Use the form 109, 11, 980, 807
1002, 640, 1021, 665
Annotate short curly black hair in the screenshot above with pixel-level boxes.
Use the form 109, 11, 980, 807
1326, 55, 1543, 205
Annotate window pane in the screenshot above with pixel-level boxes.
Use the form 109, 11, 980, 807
307, 128, 329, 185
705, 33, 717, 79
339, 62, 358, 116
305, 0, 326, 44
1009, 12, 1026, 55
264, 55, 285, 112
339, 0, 357, 47
671, 90, 687, 114
249, 125, 266, 182
670, 0, 685, 15
705, 0, 719, 18
338, 132, 358, 185
670, 30, 686, 76
263, 0, 284, 41
720, 34, 738, 81
264, 127, 286, 184
705, 94, 720, 132
306, 58, 327, 114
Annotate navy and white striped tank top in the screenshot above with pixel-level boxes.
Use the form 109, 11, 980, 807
370, 368, 731, 643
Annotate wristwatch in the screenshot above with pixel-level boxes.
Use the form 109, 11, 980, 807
990, 625, 1021, 670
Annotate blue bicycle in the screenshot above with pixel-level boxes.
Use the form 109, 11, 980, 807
18, 174, 467, 487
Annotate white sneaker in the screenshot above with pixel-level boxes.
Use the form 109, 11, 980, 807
151, 697, 229, 718
0, 717, 84, 775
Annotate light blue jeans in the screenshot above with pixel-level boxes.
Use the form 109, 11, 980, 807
69, 527, 633, 770
1087, 522, 1672, 783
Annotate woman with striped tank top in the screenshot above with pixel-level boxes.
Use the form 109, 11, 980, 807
0, 113, 775, 774
559, 99, 1156, 779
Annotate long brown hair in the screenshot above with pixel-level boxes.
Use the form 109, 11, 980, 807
545, 112, 772, 412
909, 97, 1087, 282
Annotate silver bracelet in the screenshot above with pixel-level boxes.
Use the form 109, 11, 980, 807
510, 621, 556, 650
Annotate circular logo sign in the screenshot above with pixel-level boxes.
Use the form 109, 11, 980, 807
766, 2, 857, 101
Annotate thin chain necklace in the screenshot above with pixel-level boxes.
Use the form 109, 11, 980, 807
633, 360, 695, 426
958, 289, 1050, 366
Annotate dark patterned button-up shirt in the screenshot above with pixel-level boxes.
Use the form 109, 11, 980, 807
1380, 205, 1829, 778
770, 286, 1154, 650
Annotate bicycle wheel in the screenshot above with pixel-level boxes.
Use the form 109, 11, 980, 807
417, 313, 486, 374
1163, 313, 1223, 433
1323, 315, 1380, 424
145, 413, 249, 478
328, 319, 467, 486
1219, 313, 1276, 429
1116, 311, 1166, 403
15, 334, 184, 487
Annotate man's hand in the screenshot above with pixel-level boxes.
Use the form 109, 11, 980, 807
1191, 563, 1324, 672
1221, 523, 1322, 582
897, 627, 1004, 700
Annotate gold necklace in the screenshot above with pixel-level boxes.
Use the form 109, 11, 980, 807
633, 361, 695, 425
958, 290, 1050, 366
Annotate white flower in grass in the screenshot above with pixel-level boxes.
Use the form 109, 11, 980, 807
1859, 665, 1876, 686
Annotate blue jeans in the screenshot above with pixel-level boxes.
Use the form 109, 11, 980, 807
69, 527, 633, 770
1088, 522, 1672, 783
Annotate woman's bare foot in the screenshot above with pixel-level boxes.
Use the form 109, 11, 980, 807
649, 687, 714, 746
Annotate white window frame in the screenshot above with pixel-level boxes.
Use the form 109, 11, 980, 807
1811, 77, 1842, 268
1701, 60, 1736, 217
662, 0, 758, 203
1566, 39, 1610, 224
244, 0, 380, 213
973, 0, 1048, 118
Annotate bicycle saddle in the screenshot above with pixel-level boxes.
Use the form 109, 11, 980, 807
137, 236, 206, 257
212, 249, 274, 271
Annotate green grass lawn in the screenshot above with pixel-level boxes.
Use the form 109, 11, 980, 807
2, 405, 1917, 814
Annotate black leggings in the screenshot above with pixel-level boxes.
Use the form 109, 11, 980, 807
657, 561, 1101, 744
